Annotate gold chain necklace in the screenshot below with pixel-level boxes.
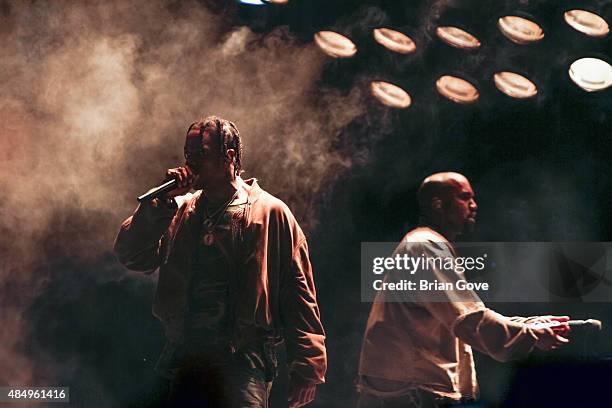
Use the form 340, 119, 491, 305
201, 190, 239, 246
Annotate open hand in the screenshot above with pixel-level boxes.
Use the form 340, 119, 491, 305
531, 316, 570, 351
529, 315, 571, 335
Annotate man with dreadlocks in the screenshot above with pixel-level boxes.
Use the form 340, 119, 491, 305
114, 116, 326, 407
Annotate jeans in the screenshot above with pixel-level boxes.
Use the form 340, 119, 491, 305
166, 348, 275, 408
357, 390, 476, 408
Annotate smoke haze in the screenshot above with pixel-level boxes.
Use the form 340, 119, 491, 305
0, 0, 366, 393
2, 1, 611, 406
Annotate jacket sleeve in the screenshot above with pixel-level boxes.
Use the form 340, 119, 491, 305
403, 241, 538, 363
279, 231, 327, 385
453, 309, 538, 362
113, 198, 178, 272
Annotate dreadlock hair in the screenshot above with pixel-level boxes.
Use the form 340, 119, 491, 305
187, 115, 244, 176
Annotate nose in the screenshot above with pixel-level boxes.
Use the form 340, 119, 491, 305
470, 199, 478, 211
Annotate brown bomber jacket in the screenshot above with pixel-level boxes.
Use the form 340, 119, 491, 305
114, 178, 326, 384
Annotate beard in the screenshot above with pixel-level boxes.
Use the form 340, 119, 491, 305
463, 217, 476, 234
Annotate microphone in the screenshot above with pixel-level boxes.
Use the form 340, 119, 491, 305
531, 319, 602, 330
567, 319, 602, 330
137, 163, 199, 202
137, 179, 179, 202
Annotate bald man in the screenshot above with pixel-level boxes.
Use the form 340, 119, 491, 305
357, 172, 570, 408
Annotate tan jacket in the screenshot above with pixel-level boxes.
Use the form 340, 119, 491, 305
359, 227, 537, 400
114, 179, 326, 384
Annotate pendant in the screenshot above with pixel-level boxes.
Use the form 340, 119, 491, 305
203, 232, 215, 246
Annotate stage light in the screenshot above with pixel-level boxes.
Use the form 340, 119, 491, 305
373, 28, 416, 54
498, 16, 544, 44
569, 57, 612, 92
435, 75, 479, 104
564, 10, 609, 38
493, 72, 538, 99
239, 0, 266, 5
370, 81, 412, 109
436, 26, 481, 49
264, 0, 289, 4
314, 31, 357, 58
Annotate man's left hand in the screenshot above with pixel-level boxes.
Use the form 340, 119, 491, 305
288, 376, 317, 408
527, 315, 571, 334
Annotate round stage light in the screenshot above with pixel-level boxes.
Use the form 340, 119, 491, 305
239, 0, 266, 5
314, 31, 357, 58
435, 75, 479, 104
493, 72, 538, 99
373, 28, 416, 54
564, 10, 609, 38
436, 26, 481, 49
569, 57, 612, 92
498, 16, 544, 44
370, 81, 412, 109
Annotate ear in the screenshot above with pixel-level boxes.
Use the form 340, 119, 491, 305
432, 197, 442, 212
225, 148, 236, 164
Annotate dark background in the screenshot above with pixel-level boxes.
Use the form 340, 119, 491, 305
3, 0, 612, 406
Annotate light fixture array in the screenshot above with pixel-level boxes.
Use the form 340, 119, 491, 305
307, 7, 611, 107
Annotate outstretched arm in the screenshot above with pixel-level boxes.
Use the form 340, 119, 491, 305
401, 241, 569, 362
452, 311, 570, 361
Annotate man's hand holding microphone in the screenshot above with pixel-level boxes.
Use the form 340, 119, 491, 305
528, 315, 571, 351
164, 165, 197, 198
137, 164, 198, 202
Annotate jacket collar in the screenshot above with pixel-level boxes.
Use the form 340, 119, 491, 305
241, 177, 262, 205
185, 177, 263, 213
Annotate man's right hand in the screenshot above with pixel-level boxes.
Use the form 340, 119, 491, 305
164, 165, 196, 198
